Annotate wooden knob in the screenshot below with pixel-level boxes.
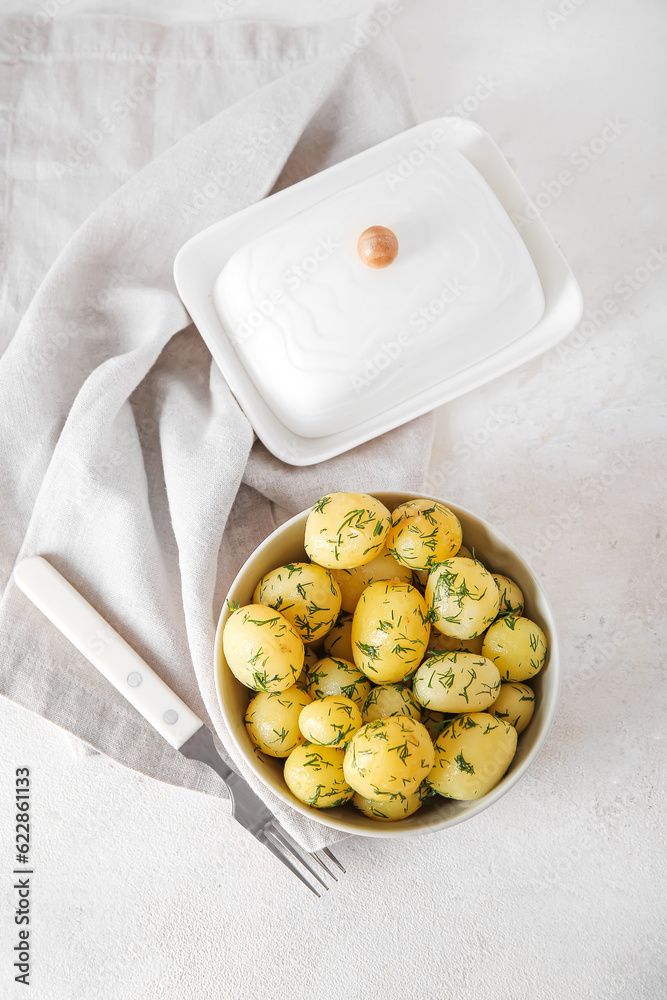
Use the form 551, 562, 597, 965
357, 226, 399, 269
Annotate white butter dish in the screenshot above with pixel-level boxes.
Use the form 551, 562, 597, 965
174, 117, 582, 465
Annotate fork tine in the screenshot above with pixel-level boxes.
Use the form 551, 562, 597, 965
266, 822, 330, 891
321, 846, 346, 873
272, 820, 345, 881
259, 830, 321, 897
309, 850, 338, 881
271, 820, 337, 883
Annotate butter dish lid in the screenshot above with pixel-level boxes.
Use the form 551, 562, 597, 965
174, 117, 582, 465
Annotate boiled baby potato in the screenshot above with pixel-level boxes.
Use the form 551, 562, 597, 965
304, 655, 372, 709
343, 716, 434, 801
295, 645, 320, 690
322, 612, 354, 661
245, 686, 311, 757
304, 492, 391, 569
426, 557, 500, 640
420, 708, 455, 742
428, 712, 517, 801
298, 695, 362, 747
361, 683, 422, 723
352, 581, 430, 683
488, 682, 535, 734
482, 616, 548, 681
426, 630, 485, 656
284, 744, 354, 808
253, 562, 341, 645
413, 542, 474, 590
331, 548, 412, 612
412, 651, 501, 713
493, 574, 525, 618
387, 499, 462, 571
353, 788, 424, 822
222, 604, 303, 692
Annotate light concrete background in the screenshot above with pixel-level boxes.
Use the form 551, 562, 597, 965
1, 1, 666, 998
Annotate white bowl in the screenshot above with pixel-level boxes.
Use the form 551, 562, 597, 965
214, 493, 560, 838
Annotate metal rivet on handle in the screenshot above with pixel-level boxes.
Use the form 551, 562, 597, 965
127, 672, 142, 687
163, 710, 178, 725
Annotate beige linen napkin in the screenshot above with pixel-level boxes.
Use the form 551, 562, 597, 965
0, 11, 435, 849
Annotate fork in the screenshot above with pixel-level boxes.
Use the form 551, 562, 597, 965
13, 556, 344, 897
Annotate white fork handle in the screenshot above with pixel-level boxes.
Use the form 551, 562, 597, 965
13, 556, 203, 750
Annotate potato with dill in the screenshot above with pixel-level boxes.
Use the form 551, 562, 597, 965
353, 788, 425, 821
428, 712, 517, 801
245, 687, 311, 757
387, 499, 462, 571
284, 744, 354, 808
304, 492, 391, 569
488, 682, 536, 734
426, 557, 500, 640
253, 562, 341, 645
482, 616, 547, 681
298, 695, 362, 747
331, 548, 412, 613
343, 716, 434, 801
322, 612, 354, 661
222, 604, 303, 691
361, 683, 422, 723
295, 645, 320, 690
304, 655, 372, 708
412, 651, 501, 714
352, 581, 430, 683
492, 574, 525, 618
420, 708, 455, 742
413, 544, 473, 590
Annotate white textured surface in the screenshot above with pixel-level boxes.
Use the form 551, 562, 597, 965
1, 2, 666, 999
